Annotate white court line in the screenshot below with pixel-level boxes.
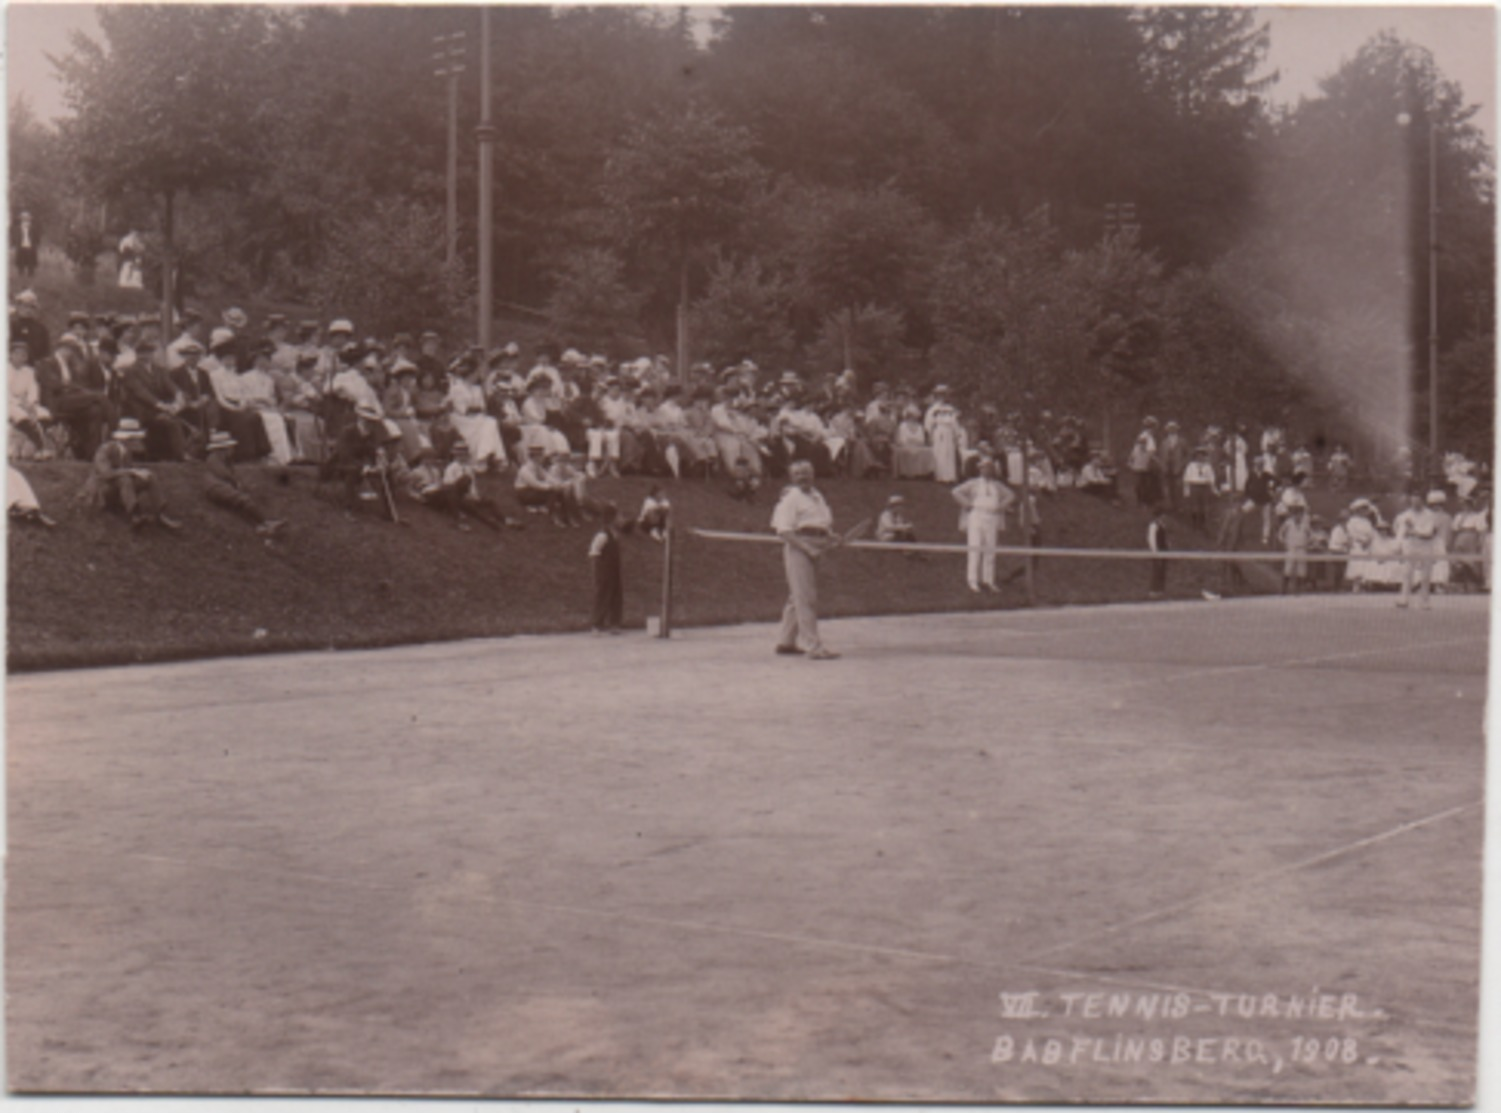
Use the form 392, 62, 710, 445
1016, 797, 1484, 965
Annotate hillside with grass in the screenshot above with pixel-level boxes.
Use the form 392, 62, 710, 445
7, 461, 1298, 671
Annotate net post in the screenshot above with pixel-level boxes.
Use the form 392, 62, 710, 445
659, 524, 674, 638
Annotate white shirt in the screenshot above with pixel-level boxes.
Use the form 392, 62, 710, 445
772, 485, 833, 534
952, 476, 1015, 517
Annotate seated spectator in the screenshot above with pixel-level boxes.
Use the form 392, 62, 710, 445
876, 494, 917, 542
892, 404, 935, 479
240, 342, 296, 466
201, 332, 273, 462
1078, 451, 1119, 501
549, 451, 607, 521
8, 464, 56, 527
9, 338, 53, 460
120, 338, 193, 462
514, 444, 575, 527
77, 417, 182, 530
636, 483, 672, 541
325, 400, 402, 514
37, 332, 114, 461
446, 358, 508, 472
416, 441, 512, 531
202, 430, 287, 538
726, 454, 760, 502
383, 362, 434, 465
275, 352, 328, 463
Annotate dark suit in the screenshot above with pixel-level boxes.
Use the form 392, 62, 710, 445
36, 344, 113, 459
122, 360, 190, 461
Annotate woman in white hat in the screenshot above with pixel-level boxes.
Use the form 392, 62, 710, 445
924, 385, 962, 484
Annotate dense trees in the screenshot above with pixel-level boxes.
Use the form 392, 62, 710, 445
36, 5, 1493, 455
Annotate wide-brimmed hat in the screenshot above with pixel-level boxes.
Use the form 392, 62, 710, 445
887, 494, 905, 505
113, 418, 146, 441
14, 289, 39, 308
222, 307, 249, 329
1426, 489, 1448, 505
209, 326, 236, 351
328, 318, 355, 336
207, 430, 237, 452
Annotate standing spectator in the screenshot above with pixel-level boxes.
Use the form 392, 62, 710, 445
1327, 444, 1353, 491
1128, 419, 1160, 506
1393, 492, 1440, 609
11, 210, 40, 280
1278, 505, 1311, 594
951, 459, 1015, 593
1449, 495, 1489, 593
1245, 459, 1278, 545
10, 290, 51, 367
925, 385, 963, 484
1204, 498, 1256, 600
1147, 505, 1170, 599
1182, 447, 1219, 531
117, 229, 146, 288
1158, 421, 1187, 511
202, 430, 287, 538
1224, 424, 1250, 494
9, 338, 53, 459
588, 503, 626, 635
1321, 509, 1349, 593
78, 418, 182, 530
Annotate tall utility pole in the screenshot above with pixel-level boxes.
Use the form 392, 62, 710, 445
476, 7, 495, 350
1398, 106, 1440, 470
1425, 120, 1439, 469
431, 31, 466, 270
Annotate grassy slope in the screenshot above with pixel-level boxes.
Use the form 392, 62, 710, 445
7, 461, 1328, 671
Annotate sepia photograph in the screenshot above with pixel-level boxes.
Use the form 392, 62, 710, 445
4, 2, 1494, 1107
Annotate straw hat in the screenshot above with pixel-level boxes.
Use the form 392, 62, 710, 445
113, 418, 146, 441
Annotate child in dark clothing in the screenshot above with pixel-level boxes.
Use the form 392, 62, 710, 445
1147, 506, 1169, 598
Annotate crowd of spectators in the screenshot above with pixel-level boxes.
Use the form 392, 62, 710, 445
5, 291, 1493, 593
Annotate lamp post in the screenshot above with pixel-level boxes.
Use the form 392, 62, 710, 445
1397, 109, 1439, 471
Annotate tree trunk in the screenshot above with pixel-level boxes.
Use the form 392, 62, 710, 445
675, 251, 689, 385
842, 306, 854, 372
161, 190, 176, 339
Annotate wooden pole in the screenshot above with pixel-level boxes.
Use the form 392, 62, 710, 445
659, 525, 674, 638
476, 8, 494, 350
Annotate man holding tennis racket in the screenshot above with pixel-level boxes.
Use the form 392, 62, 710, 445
771, 460, 842, 660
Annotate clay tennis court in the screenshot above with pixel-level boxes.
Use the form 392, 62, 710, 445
6, 594, 1487, 1103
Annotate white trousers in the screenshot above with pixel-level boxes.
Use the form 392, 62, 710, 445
966, 511, 1003, 588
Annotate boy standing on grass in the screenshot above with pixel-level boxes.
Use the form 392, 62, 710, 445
589, 503, 624, 634
1147, 506, 1169, 599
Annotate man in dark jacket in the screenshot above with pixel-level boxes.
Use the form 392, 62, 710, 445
36, 334, 114, 460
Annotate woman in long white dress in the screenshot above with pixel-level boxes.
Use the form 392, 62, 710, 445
925, 386, 961, 483
446, 363, 508, 471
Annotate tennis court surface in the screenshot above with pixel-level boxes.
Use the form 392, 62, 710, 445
6, 594, 1487, 1103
